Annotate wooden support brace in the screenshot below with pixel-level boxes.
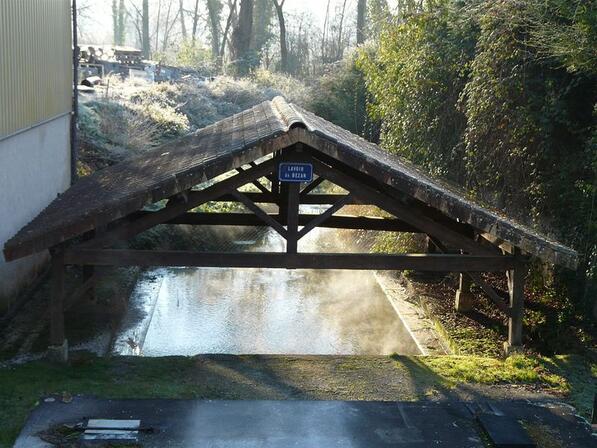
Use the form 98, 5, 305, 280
82, 265, 96, 302
231, 191, 287, 238
65, 275, 96, 310
236, 166, 271, 194
428, 235, 511, 316
297, 194, 353, 240
300, 176, 325, 197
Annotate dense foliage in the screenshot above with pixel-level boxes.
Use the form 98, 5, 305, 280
360, 0, 596, 352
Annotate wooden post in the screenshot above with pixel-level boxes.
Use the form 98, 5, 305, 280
48, 249, 68, 362
505, 250, 526, 355
454, 272, 474, 312
286, 182, 300, 254
278, 182, 289, 226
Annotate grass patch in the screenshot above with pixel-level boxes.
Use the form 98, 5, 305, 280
0, 357, 203, 447
421, 354, 567, 388
418, 353, 596, 415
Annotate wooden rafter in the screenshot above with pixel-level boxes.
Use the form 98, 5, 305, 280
80, 158, 278, 249
310, 157, 494, 256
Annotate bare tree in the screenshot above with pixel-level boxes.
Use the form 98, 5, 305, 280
230, 0, 254, 75
180, 0, 188, 40
206, 0, 222, 57
356, 0, 366, 44
154, 0, 162, 52
321, 0, 331, 62
335, 0, 348, 59
272, 0, 288, 73
127, 0, 150, 57
161, 0, 181, 52
142, 0, 150, 57
219, 0, 237, 60
112, 0, 126, 45
252, 0, 273, 57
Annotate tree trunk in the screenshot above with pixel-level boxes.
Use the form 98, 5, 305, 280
142, 0, 150, 58
191, 0, 200, 43
155, 0, 162, 54
272, 0, 287, 73
252, 0, 272, 56
230, 0, 254, 76
112, 0, 118, 44
336, 0, 348, 60
357, 0, 366, 44
321, 0, 331, 62
219, 0, 237, 66
180, 0, 187, 40
206, 0, 222, 58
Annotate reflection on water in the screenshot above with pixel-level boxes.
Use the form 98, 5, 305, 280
114, 223, 420, 356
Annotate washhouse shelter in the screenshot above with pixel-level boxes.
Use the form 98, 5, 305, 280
3, 97, 577, 361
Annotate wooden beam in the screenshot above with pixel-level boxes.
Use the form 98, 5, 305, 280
133, 211, 419, 232
214, 193, 360, 205
231, 191, 287, 238
286, 183, 300, 253
64, 249, 516, 272
81, 158, 278, 249
311, 158, 493, 256
297, 194, 353, 239
215, 192, 278, 203
507, 250, 526, 348
300, 176, 325, 197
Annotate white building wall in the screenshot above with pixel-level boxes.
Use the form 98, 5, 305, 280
0, 114, 71, 311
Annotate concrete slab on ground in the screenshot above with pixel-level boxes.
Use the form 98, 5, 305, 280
15, 397, 596, 447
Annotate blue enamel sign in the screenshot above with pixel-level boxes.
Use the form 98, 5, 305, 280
278, 162, 313, 183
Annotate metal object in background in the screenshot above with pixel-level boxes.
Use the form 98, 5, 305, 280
0, 0, 73, 139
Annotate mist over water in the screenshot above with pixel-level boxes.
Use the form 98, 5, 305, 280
114, 224, 420, 356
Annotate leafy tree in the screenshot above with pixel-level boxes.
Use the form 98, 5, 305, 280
359, 0, 597, 348
359, 0, 477, 180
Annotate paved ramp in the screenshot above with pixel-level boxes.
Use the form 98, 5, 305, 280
15, 397, 595, 447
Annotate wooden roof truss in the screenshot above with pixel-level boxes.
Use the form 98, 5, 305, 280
46, 142, 527, 360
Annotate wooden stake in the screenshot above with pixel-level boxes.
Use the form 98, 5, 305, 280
455, 273, 474, 312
